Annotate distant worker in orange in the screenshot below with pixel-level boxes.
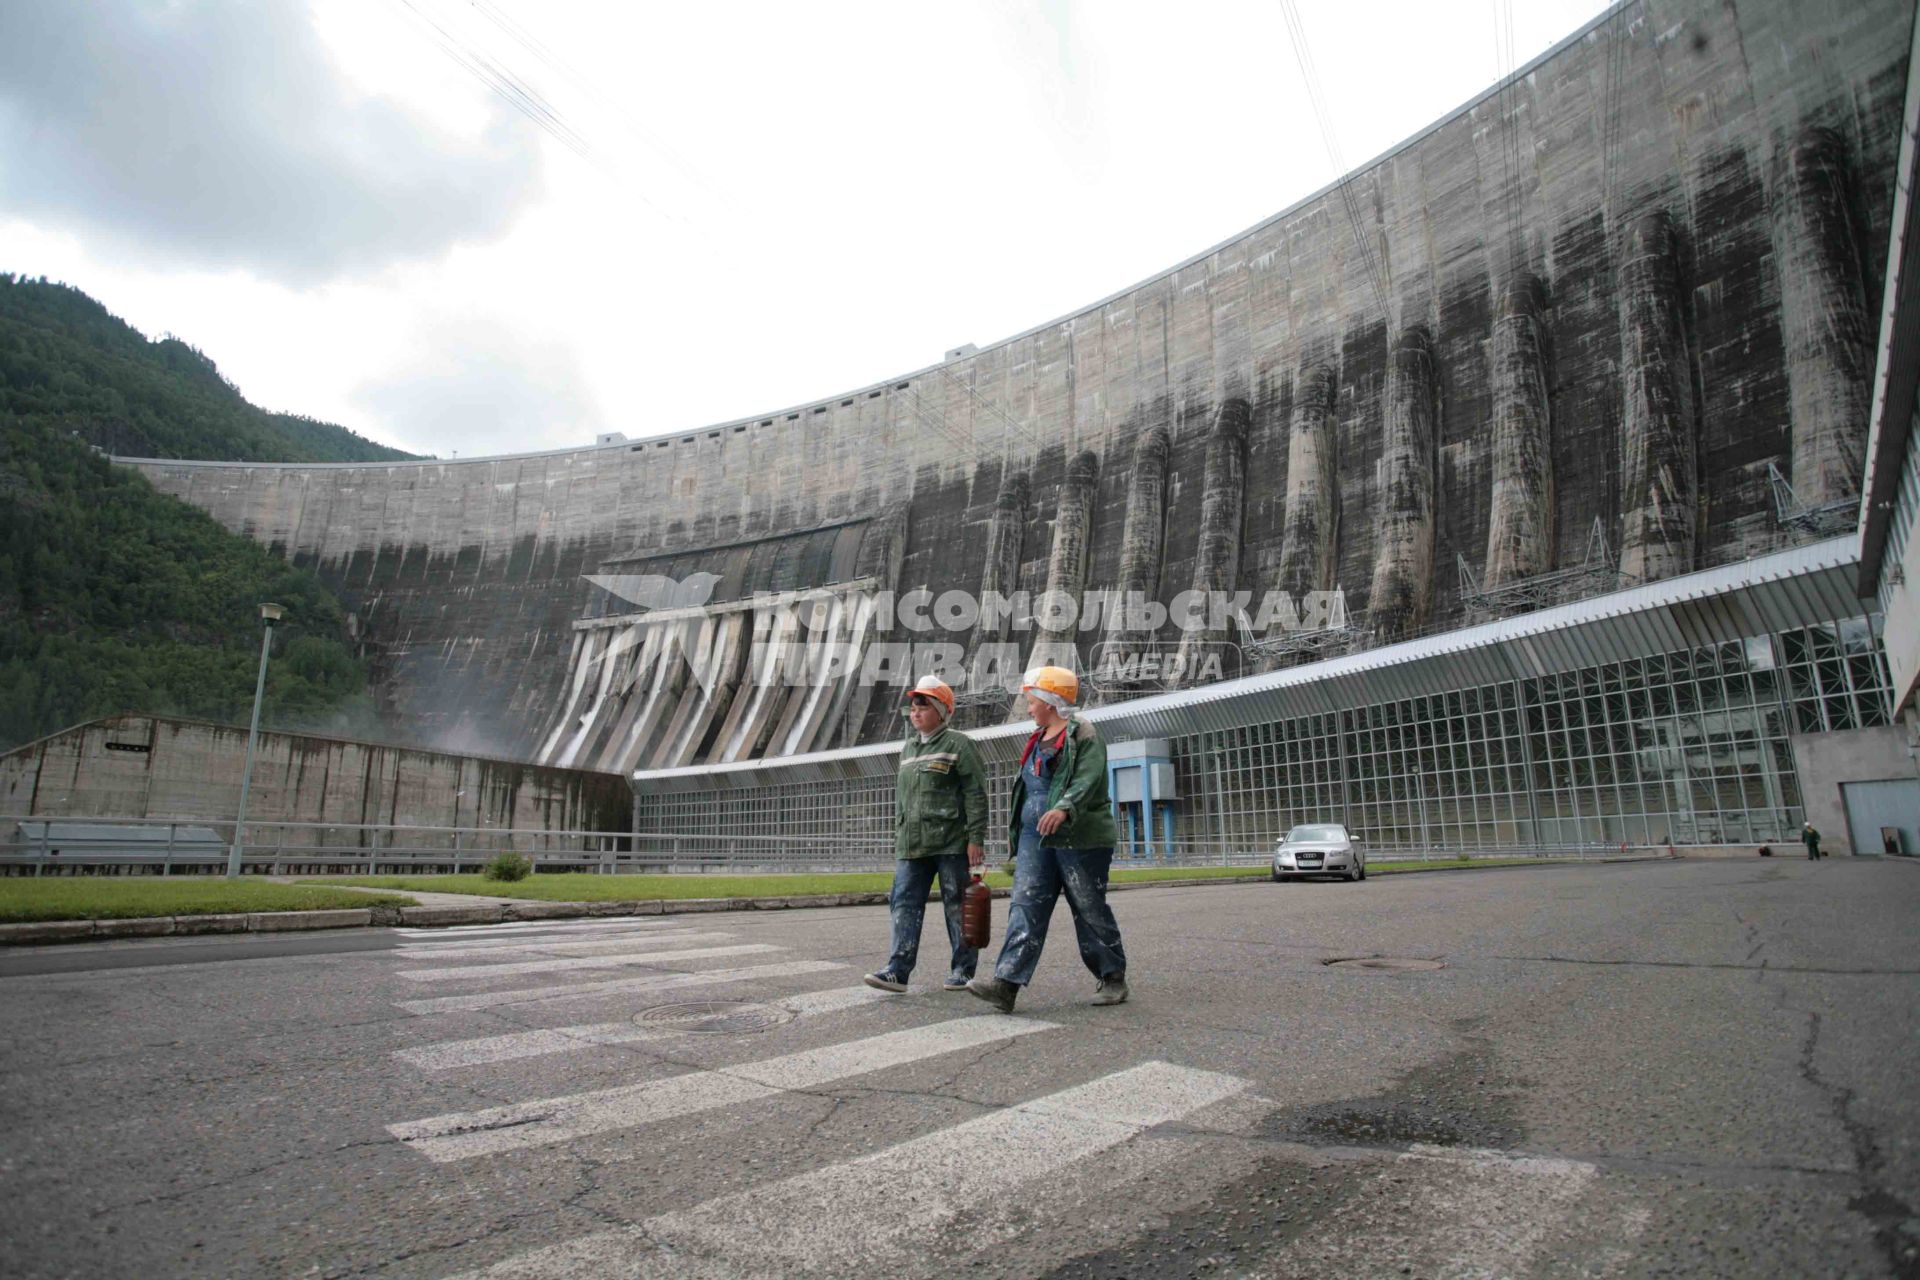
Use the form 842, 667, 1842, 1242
864, 675, 988, 993
968, 666, 1127, 1013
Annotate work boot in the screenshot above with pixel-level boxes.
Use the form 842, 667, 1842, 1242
1092, 977, 1129, 1006
966, 975, 1018, 1014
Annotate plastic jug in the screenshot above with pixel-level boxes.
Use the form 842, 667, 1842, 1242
962, 872, 991, 949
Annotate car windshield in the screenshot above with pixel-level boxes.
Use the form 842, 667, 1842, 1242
1286, 825, 1346, 842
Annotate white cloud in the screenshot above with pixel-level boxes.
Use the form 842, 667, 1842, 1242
0, 0, 544, 285
0, 0, 1614, 457
351, 313, 604, 457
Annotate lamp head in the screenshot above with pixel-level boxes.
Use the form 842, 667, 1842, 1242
259, 602, 286, 624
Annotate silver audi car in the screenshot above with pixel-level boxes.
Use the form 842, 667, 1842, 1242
1272, 823, 1366, 881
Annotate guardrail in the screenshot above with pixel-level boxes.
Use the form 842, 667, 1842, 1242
617, 834, 1653, 873
1, 816, 1666, 877
0, 817, 634, 877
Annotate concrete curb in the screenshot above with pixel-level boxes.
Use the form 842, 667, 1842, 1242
397, 905, 507, 927
0, 908, 373, 946
0, 855, 1674, 946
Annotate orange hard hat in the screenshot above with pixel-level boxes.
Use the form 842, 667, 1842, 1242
906, 675, 955, 719
1021, 665, 1079, 710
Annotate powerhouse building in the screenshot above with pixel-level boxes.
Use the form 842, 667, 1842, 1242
128, 0, 1920, 855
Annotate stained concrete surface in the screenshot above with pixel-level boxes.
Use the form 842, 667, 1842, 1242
0, 859, 1914, 1278
122, 0, 1916, 763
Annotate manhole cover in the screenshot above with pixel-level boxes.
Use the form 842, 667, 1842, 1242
631, 1000, 796, 1034
1322, 957, 1446, 973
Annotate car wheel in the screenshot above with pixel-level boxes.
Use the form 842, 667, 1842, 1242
1271, 868, 1282, 882
1347, 864, 1360, 882
1357, 861, 1367, 881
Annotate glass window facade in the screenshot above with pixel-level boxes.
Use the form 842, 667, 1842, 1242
634, 616, 1895, 859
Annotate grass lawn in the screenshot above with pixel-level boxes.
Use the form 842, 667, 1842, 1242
1371, 857, 1556, 873
297, 860, 1561, 903
0, 879, 417, 924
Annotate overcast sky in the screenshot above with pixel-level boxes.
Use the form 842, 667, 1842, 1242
0, 0, 1610, 459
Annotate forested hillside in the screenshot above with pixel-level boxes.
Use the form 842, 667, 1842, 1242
0, 275, 415, 463
0, 276, 415, 753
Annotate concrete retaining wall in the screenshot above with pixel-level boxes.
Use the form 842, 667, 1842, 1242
0, 715, 631, 836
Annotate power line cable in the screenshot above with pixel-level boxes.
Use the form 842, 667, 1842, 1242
390, 0, 677, 221
395, 0, 591, 157
1598, 0, 1633, 232
460, 0, 728, 212
934, 365, 1047, 454
1287, 1, 1392, 311
1277, 0, 1393, 321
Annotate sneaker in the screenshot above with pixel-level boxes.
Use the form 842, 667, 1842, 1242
863, 970, 908, 993
965, 975, 1018, 1014
1092, 977, 1129, 1006
942, 972, 972, 991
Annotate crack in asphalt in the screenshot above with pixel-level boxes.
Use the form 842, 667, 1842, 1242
82, 1136, 396, 1219
327, 1215, 523, 1279
1797, 1010, 1920, 1279
558, 1147, 630, 1231
792, 1090, 854, 1149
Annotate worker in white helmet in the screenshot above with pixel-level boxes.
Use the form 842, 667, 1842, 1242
968, 665, 1127, 1013
864, 675, 989, 993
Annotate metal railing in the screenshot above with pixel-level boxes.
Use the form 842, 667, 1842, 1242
0, 817, 633, 877
0, 815, 1672, 878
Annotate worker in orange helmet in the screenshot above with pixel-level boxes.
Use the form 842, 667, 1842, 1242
967, 665, 1127, 1013
864, 674, 989, 993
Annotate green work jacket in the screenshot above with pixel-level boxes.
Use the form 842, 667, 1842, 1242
895, 725, 989, 858
1007, 716, 1119, 851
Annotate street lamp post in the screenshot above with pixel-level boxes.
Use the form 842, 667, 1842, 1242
227, 603, 285, 879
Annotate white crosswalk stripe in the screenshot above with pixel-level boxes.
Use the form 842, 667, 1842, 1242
395, 925, 692, 954
395, 985, 891, 1070
446, 1061, 1248, 1278
397, 930, 727, 963
395, 959, 847, 1015
398, 942, 781, 982
394, 919, 670, 938
389, 1015, 1058, 1162
375, 912, 1645, 1278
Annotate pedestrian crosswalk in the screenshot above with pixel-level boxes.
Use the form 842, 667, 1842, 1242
445, 1061, 1249, 1279
394, 958, 846, 1016
394, 983, 890, 1071
393, 1015, 1057, 1162
397, 940, 781, 982
380, 914, 1265, 1274
379, 914, 1633, 1277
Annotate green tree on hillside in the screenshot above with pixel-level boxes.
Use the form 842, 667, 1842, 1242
0, 276, 406, 752
0, 274, 417, 463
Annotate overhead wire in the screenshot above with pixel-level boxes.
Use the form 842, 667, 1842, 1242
935, 365, 1047, 454
394, 6, 1014, 473
394, 0, 591, 158
1277, 0, 1394, 321
1598, 0, 1633, 233
390, 0, 678, 221
459, 0, 727, 214
1491, 0, 1526, 277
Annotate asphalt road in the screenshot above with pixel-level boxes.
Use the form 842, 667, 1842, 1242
1, 857, 1915, 1279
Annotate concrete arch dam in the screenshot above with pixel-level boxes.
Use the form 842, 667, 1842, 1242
126, 0, 1913, 770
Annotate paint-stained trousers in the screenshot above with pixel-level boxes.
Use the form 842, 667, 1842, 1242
886, 853, 978, 980
993, 839, 1126, 987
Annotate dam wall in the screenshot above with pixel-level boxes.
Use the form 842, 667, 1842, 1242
127, 0, 1914, 766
